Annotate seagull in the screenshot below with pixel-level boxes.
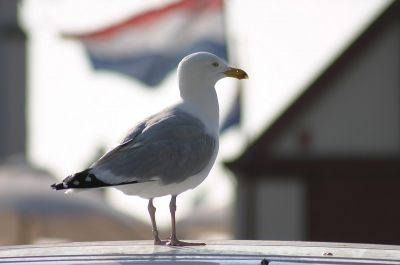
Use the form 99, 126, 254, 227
51, 52, 248, 246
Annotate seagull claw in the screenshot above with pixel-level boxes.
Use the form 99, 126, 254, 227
166, 238, 206, 246
153, 239, 168, 245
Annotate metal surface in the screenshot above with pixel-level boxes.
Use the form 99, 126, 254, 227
1, 240, 400, 264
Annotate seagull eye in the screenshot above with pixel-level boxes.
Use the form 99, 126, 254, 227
212, 62, 219, 67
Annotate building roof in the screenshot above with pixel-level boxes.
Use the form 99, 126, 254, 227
225, 1, 400, 176
0, 155, 151, 245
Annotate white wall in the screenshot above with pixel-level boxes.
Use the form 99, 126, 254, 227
270, 16, 400, 157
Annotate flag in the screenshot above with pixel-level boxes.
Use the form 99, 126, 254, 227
65, 0, 227, 87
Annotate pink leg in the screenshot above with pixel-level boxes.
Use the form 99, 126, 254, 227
148, 199, 166, 245
167, 195, 206, 246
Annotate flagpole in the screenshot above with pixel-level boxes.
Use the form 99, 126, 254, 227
220, 0, 243, 134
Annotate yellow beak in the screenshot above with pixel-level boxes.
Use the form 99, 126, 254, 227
224, 67, 249, 80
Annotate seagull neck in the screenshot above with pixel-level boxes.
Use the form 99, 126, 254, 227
179, 84, 220, 135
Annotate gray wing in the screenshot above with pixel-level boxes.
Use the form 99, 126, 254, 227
91, 106, 216, 186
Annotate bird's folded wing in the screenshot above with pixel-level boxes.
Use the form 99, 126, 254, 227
91, 107, 216, 186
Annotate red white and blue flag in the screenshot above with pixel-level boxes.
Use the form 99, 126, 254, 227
66, 0, 227, 87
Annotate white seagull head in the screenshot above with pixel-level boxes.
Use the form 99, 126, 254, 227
177, 52, 248, 98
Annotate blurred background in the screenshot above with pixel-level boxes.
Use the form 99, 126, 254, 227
0, 0, 399, 246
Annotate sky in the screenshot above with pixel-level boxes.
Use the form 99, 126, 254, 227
20, 0, 393, 230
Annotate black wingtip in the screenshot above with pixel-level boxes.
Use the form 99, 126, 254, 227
50, 182, 66, 190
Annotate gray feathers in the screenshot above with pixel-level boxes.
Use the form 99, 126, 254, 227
91, 106, 215, 186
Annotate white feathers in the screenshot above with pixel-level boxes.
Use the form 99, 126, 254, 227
65, 188, 88, 194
